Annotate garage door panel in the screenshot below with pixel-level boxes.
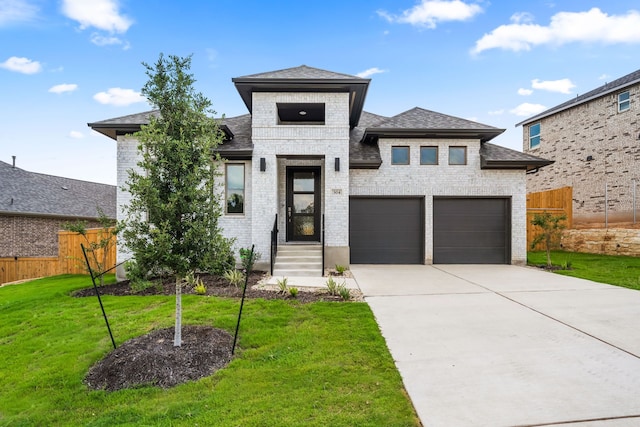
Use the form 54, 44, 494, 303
350, 198, 424, 264
433, 198, 510, 264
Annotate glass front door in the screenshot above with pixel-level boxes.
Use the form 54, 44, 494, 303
286, 167, 320, 241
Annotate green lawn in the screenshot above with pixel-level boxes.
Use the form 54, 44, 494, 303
528, 251, 640, 290
0, 275, 419, 427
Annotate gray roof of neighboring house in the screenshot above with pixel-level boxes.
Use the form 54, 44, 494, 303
0, 160, 116, 219
516, 67, 640, 126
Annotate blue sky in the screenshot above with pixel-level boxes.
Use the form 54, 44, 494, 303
2, 0, 640, 185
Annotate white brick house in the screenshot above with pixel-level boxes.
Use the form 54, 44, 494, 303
90, 65, 550, 277
518, 68, 640, 225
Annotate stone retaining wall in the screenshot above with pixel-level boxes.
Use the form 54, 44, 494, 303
561, 228, 640, 256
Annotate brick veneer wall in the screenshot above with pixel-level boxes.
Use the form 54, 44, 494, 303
523, 83, 640, 225
0, 215, 101, 257
350, 138, 528, 264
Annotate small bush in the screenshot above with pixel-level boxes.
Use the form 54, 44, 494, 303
277, 277, 289, 294
337, 283, 351, 301
288, 287, 299, 298
334, 264, 347, 275
561, 259, 573, 270
326, 277, 338, 296
223, 269, 245, 287
194, 282, 207, 295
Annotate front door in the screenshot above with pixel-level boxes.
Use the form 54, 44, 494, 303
286, 167, 321, 241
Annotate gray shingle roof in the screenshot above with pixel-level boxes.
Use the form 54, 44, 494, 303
236, 65, 363, 80
517, 68, 640, 126
480, 142, 553, 171
349, 111, 388, 168
0, 160, 116, 219
376, 107, 501, 130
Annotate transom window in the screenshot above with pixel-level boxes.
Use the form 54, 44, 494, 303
618, 91, 630, 112
391, 146, 410, 165
225, 164, 244, 214
448, 146, 467, 165
529, 123, 541, 149
420, 146, 438, 165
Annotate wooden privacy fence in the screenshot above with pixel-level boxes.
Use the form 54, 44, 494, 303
526, 186, 573, 250
0, 228, 116, 285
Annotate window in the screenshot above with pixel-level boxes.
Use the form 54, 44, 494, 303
226, 164, 244, 214
277, 103, 325, 125
420, 146, 438, 165
391, 146, 410, 165
618, 91, 630, 112
448, 146, 467, 165
529, 123, 541, 149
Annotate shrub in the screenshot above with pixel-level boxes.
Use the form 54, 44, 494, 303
224, 269, 245, 287
334, 264, 347, 275
337, 284, 351, 301
326, 277, 339, 296
288, 287, 299, 298
277, 277, 289, 294
194, 282, 207, 295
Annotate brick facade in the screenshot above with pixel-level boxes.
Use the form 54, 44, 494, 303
523, 82, 640, 225
350, 138, 527, 264
0, 215, 101, 257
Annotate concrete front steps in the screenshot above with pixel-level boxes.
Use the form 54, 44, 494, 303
272, 244, 323, 277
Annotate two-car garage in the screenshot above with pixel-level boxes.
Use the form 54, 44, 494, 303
349, 197, 511, 264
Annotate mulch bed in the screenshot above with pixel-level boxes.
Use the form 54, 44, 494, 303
78, 271, 356, 391
85, 326, 232, 391
74, 271, 349, 303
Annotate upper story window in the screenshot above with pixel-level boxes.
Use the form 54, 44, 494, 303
225, 164, 244, 214
420, 146, 438, 165
448, 146, 467, 165
529, 123, 541, 149
618, 91, 630, 112
391, 146, 410, 165
277, 103, 325, 125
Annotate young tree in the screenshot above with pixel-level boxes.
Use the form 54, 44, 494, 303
530, 212, 567, 268
63, 208, 118, 286
122, 54, 234, 346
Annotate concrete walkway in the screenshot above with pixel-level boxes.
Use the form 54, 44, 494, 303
351, 264, 640, 427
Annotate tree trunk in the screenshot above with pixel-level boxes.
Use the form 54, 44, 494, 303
174, 277, 182, 347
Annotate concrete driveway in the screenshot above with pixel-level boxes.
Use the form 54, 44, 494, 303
351, 264, 640, 427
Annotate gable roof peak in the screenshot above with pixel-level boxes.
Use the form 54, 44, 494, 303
234, 64, 366, 81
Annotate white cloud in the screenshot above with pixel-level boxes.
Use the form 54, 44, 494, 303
599, 73, 610, 80
472, 7, 640, 54
518, 88, 533, 96
378, 0, 483, 29
356, 67, 388, 78
510, 102, 547, 117
0, 0, 38, 26
90, 33, 129, 49
61, 0, 132, 33
0, 56, 41, 74
69, 131, 84, 139
93, 88, 146, 106
531, 78, 575, 94
488, 109, 504, 115
49, 83, 78, 94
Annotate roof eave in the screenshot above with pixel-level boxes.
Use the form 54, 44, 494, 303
362, 127, 505, 143
480, 159, 554, 172
349, 160, 382, 169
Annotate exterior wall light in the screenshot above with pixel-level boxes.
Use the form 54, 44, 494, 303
260, 157, 266, 172
335, 157, 340, 172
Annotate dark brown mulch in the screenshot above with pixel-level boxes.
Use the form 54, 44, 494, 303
85, 325, 232, 391
74, 271, 348, 303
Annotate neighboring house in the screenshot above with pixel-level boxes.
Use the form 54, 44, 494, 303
89, 65, 550, 276
518, 68, 640, 225
0, 158, 116, 258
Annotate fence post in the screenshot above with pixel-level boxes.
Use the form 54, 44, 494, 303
605, 182, 608, 229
